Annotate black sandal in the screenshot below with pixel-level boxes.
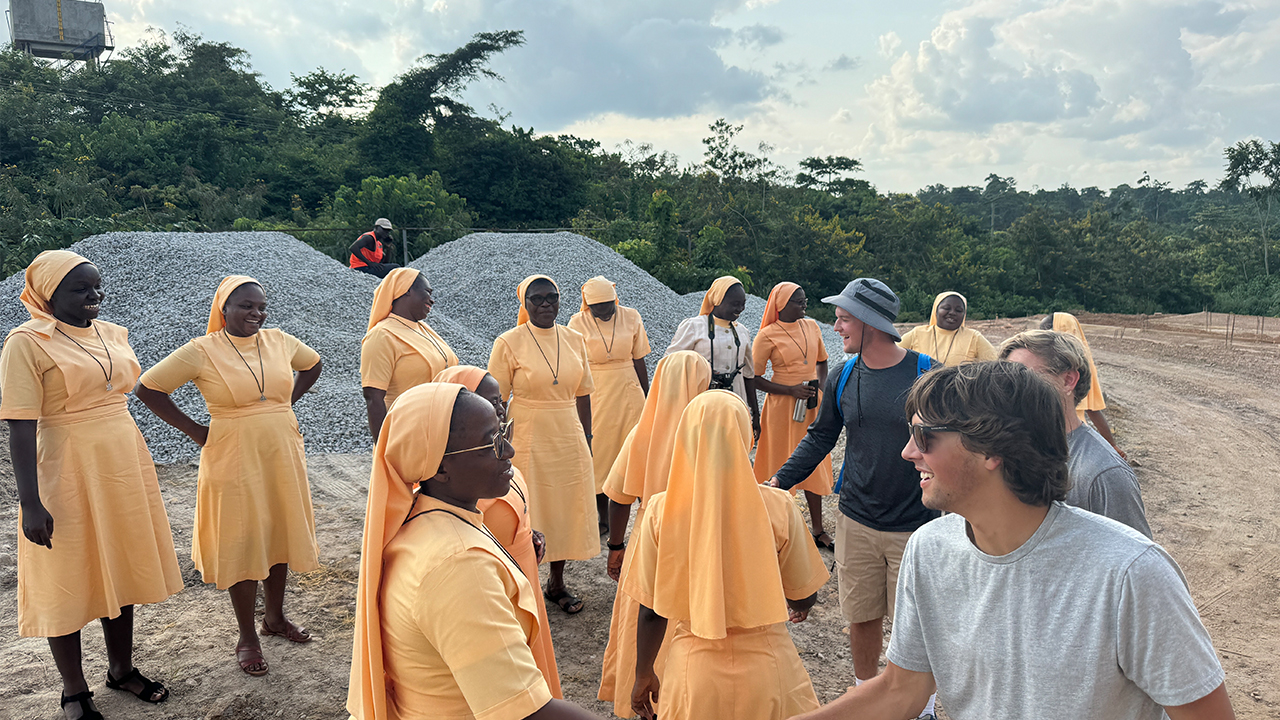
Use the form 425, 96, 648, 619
544, 587, 584, 614
812, 531, 835, 550
60, 690, 104, 720
106, 666, 170, 704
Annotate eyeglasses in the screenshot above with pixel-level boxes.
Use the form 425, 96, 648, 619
526, 293, 559, 306
443, 419, 514, 459
908, 423, 960, 453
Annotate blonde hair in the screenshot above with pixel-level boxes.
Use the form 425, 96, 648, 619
998, 330, 1092, 406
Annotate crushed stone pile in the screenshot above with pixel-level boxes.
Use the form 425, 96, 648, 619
0, 231, 845, 463
410, 232, 846, 365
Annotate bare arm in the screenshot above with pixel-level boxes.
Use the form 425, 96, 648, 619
1086, 409, 1126, 459
791, 662, 935, 720
576, 394, 592, 449
744, 376, 761, 440
606, 499, 633, 582
347, 234, 375, 259
292, 359, 322, 404
632, 357, 650, 395
1164, 684, 1235, 720
134, 383, 209, 447
363, 386, 387, 441
754, 376, 816, 398
524, 698, 603, 720
9, 419, 52, 548
816, 359, 829, 388
632, 604, 669, 720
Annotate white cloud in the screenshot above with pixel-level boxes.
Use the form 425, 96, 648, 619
831, 107, 855, 123
878, 31, 902, 59
858, 0, 1280, 189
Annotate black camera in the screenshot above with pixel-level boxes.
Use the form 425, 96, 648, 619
710, 372, 737, 390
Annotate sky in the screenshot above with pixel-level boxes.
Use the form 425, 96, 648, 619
16, 0, 1280, 193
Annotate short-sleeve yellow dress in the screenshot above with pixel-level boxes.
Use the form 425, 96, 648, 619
488, 323, 598, 563
140, 328, 321, 589
360, 316, 458, 408
751, 318, 833, 493
0, 319, 182, 637
567, 306, 650, 493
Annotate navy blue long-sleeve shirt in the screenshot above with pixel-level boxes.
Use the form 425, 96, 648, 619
775, 352, 939, 533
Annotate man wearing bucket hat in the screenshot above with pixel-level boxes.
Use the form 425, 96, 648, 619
770, 278, 941, 719
348, 218, 401, 278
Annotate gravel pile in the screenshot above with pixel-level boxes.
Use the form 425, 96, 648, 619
1, 231, 846, 463
410, 232, 846, 365
0, 232, 383, 463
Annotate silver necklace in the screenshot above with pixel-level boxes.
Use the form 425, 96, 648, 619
525, 324, 562, 385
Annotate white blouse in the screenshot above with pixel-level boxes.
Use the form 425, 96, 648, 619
665, 315, 755, 406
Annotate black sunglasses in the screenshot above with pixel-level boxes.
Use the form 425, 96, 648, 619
908, 422, 959, 453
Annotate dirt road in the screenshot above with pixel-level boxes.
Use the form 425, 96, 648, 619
1, 316, 1276, 719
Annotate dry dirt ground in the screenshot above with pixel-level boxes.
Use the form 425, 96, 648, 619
1, 314, 1277, 719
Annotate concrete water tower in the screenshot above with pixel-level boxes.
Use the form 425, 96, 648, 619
6, 0, 114, 62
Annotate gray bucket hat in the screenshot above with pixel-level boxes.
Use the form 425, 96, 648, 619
822, 278, 902, 340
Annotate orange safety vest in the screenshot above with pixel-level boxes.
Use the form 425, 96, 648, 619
349, 232, 385, 268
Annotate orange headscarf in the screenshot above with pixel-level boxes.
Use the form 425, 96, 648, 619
206, 275, 261, 335
603, 351, 711, 506
434, 364, 489, 391
699, 276, 743, 316
366, 268, 422, 333
760, 282, 801, 330
17, 250, 95, 339
579, 275, 618, 313
347, 382, 466, 720
516, 274, 558, 326
648, 390, 788, 639
1052, 312, 1106, 413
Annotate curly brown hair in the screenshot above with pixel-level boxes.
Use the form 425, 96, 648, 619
904, 362, 1069, 506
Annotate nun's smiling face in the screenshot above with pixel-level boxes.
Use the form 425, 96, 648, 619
936, 295, 966, 331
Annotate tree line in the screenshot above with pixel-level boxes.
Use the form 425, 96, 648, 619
1, 28, 1277, 320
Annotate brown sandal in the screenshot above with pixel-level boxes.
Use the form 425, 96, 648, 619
235, 642, 269, 676
260, 619, 312, 643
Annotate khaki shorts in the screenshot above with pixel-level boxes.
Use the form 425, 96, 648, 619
834, 514, 913, 625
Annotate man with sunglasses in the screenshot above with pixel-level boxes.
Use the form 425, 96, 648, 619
768, 278, 940, 720
794, 362, 1233, 720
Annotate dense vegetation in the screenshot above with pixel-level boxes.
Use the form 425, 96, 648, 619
2, 29, 1278, 321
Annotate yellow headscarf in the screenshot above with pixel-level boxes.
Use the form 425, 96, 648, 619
1052, 312, 1106, 412
580, 275, 618, 313
347, 382, 465, 720
603, 351, 711, 506
915, 291, 979, 365
516, 274, 559, 326
648, 390, 788, 639
366, 268, 422, 332
206, 275, 261, 335
434, 364, 489, 392
699, 276, 743, 316
760, 282, 801, 330
17, 250, 95, 339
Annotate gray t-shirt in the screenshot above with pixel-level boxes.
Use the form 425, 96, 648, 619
887, 504, 1223, 719
1067, 424, 1152, 538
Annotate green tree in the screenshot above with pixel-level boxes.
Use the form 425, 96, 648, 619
1219, 139, 1280, 275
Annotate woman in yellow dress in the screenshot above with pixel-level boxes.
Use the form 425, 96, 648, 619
566, 276, 651, 535
360, 268, 458, 439
597, 350, 710, 718
1041, 311, 1125, 457
897, 291, 997, 366
751, 282, 835, 548
345, 382, 600, 720
488, 275, 596, 614
435, 364, 562, 698
134, 276, 323, 677
626, 391, 829, 720
1, 250, 183, 719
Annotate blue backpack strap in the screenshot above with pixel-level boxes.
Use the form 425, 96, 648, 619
833, 352, 931, 495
